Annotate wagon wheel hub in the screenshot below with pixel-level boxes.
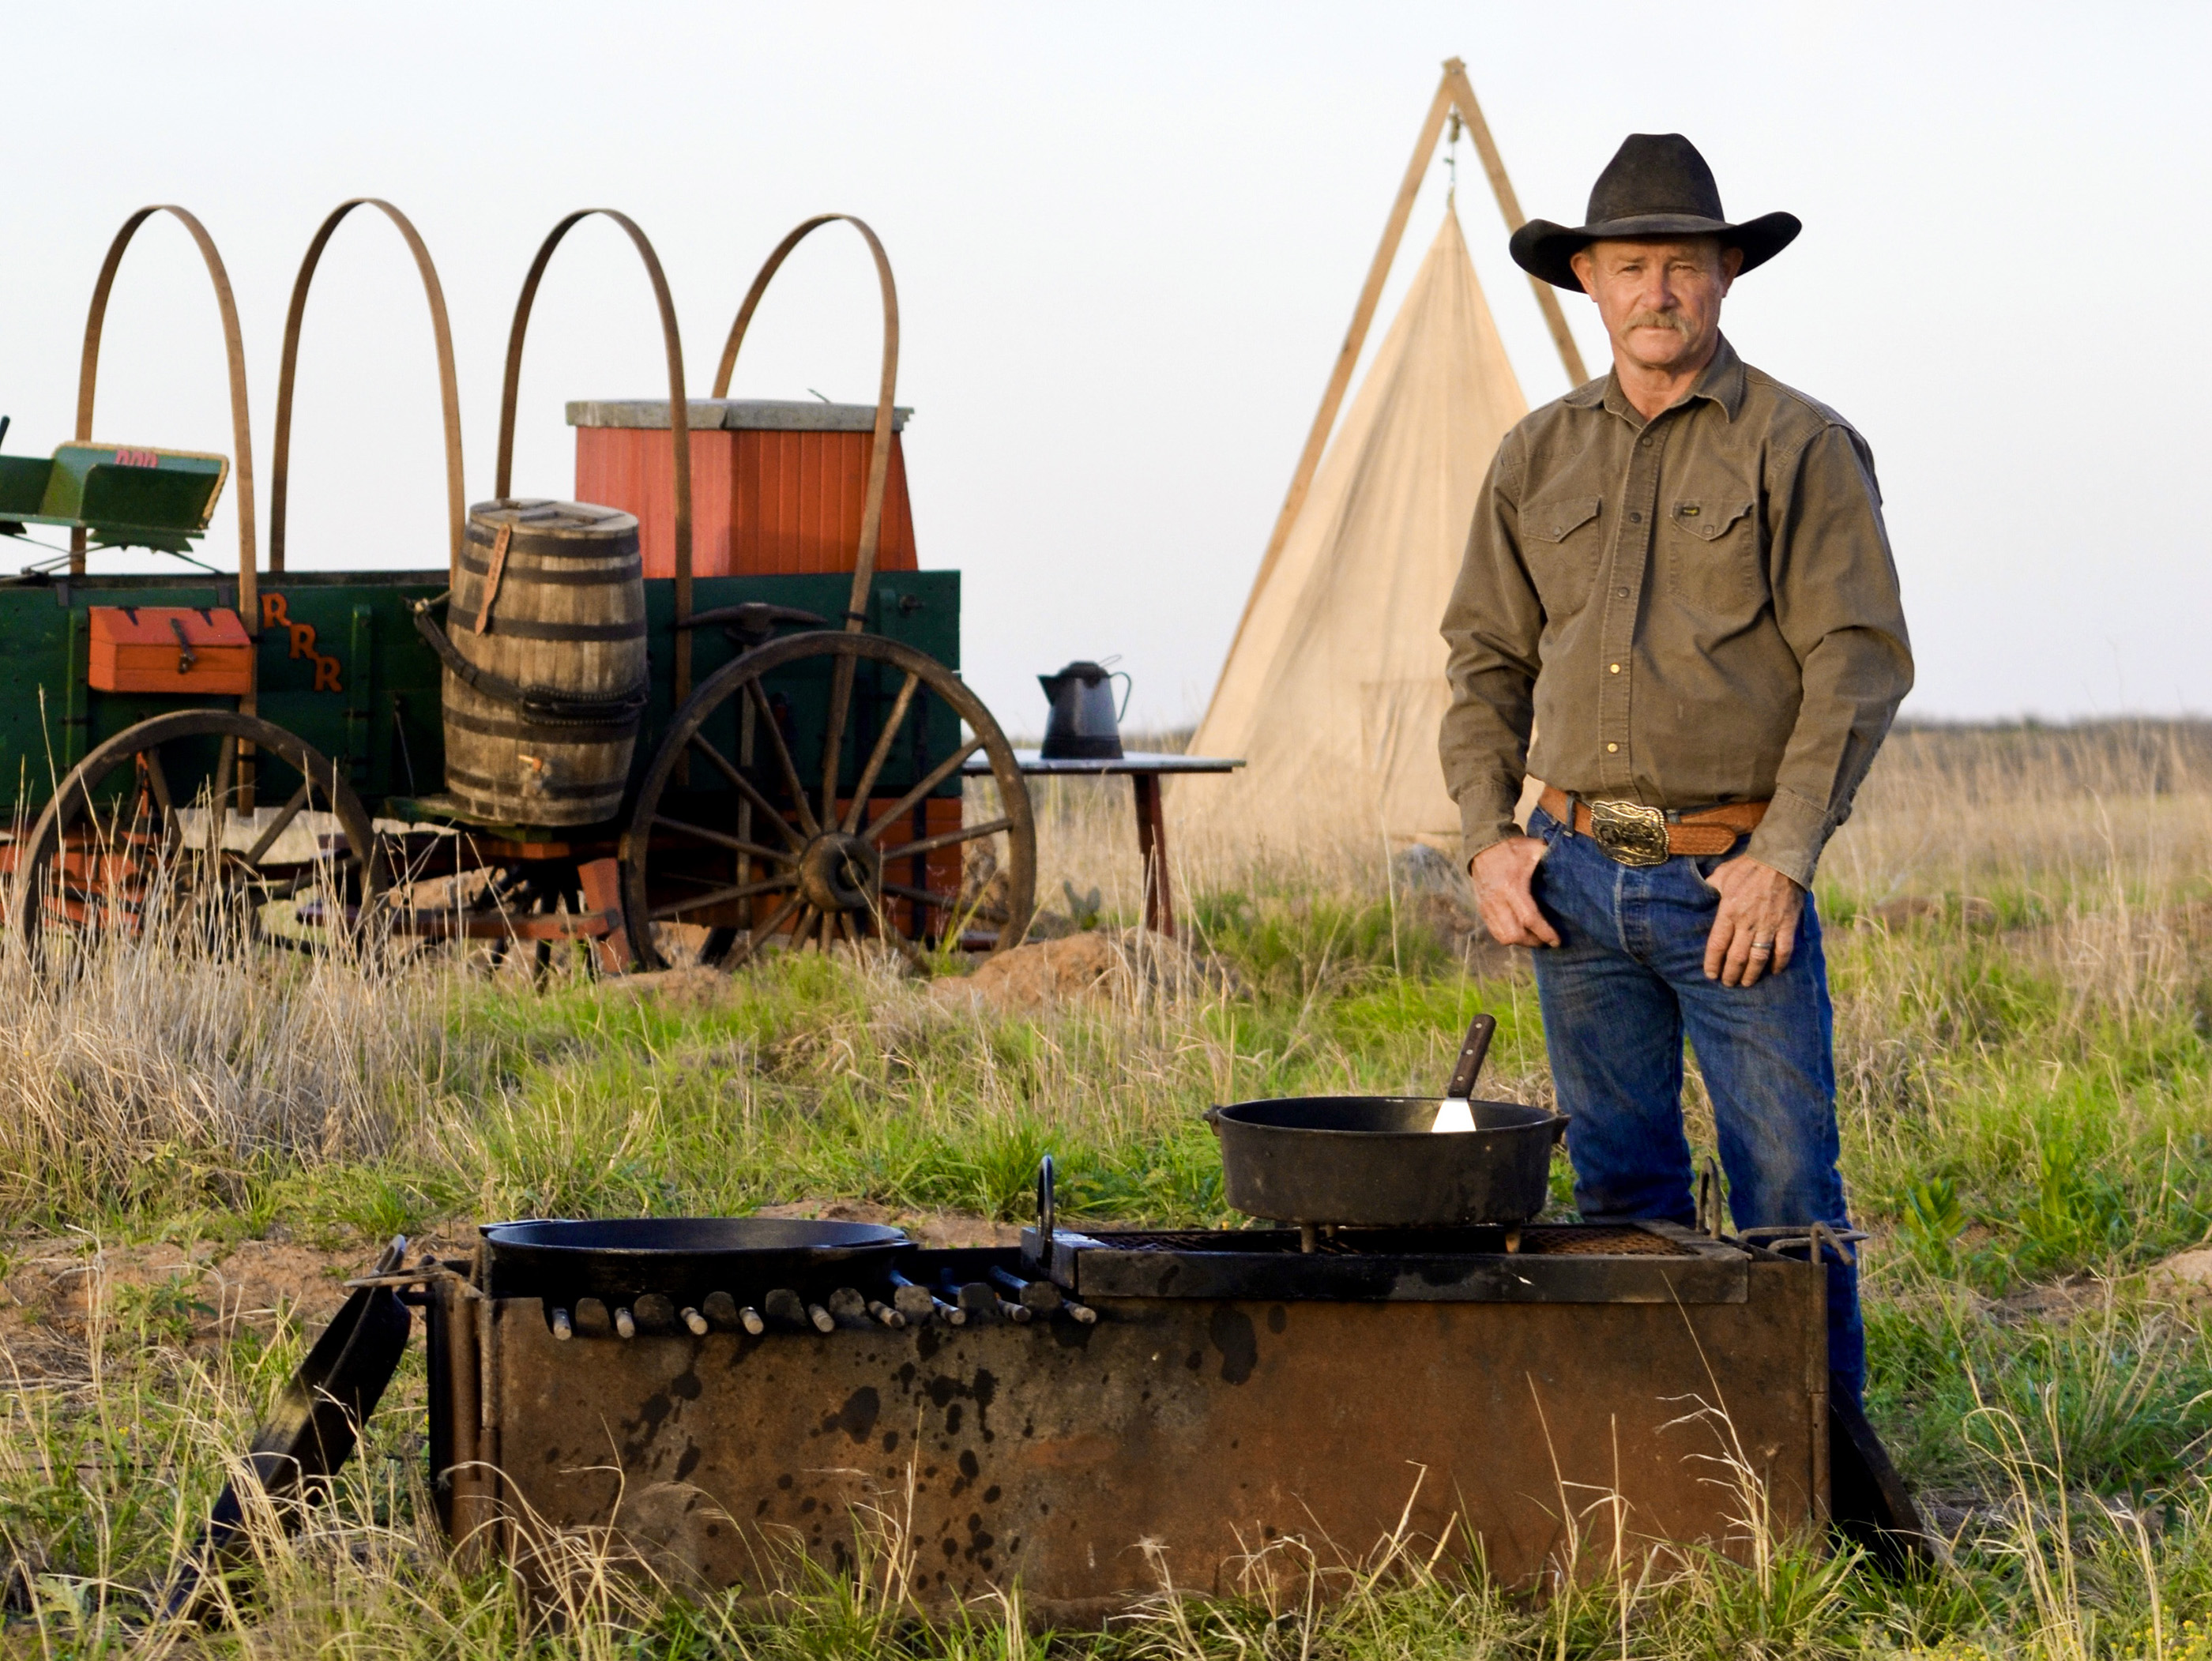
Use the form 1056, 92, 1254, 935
622, 631, 1036, 968
796, 832, 881, 915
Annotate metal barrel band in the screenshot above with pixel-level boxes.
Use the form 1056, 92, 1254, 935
409, 600, 647, 727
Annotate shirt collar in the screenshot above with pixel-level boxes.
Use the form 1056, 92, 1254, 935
1565, 333, 1746, 424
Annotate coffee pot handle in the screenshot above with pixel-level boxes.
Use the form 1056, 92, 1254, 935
1111, 671, 1132, 722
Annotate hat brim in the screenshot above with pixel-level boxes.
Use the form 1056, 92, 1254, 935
1508, 210, 1801, 291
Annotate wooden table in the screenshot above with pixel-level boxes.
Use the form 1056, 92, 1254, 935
965, 750, 1243, 938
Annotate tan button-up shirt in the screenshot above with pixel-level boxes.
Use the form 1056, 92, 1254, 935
1439, 336, 1912, 888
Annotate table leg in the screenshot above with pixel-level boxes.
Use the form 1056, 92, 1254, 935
1132, 771, 1174, 938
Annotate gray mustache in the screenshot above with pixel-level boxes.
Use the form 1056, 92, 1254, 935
1623, 310, 1695, 337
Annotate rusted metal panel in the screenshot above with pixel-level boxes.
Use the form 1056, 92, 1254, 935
574, 427, 918, 581
453, 1257, 1826, 1623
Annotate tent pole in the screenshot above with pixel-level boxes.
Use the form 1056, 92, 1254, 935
1209, 58, 1586, 717
1213, 73, 1455, 690
1442, 60, 1589, 386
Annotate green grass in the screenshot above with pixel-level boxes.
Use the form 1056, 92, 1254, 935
7, 784, 2212, 1654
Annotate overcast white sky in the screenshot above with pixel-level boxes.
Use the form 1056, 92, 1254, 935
3, 3, 2205, 733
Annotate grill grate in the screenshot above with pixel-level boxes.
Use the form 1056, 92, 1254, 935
1083, 1225, 1696, 1259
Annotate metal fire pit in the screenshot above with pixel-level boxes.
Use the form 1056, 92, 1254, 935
424, 1223, 1831, 1622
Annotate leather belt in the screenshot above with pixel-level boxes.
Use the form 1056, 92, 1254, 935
1537, 786, 1766, 867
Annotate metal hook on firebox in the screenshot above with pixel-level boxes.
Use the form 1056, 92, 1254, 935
1695, 1156, 1725, 1237
1036, 1153, 1056, 1250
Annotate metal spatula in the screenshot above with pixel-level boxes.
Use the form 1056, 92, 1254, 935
1431, 1012, 1497, 1133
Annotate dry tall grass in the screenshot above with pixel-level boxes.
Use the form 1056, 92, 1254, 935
4, 721, 2212, 1655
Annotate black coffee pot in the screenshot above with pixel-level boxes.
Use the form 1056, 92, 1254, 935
1039, 660, 1130, 760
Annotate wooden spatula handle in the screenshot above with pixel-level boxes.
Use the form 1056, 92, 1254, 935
1443, 1013, 1497, 1100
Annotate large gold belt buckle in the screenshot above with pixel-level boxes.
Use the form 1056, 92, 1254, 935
1588, 799, 1671, 867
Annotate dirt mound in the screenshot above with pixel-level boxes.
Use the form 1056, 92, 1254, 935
933, 929, 1243, 1013
0, 1233, 424, 1377
2147, 1246, 2212, 1304
749, 1200, 1020, 1250
939, 931, 1123, 1009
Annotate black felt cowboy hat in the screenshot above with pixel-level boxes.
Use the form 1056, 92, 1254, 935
1509, 133, 1800, 291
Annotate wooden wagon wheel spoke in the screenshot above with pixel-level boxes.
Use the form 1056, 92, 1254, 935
788, 904, 821, 953
205, 737, 237, 859
649, 814, 792, 866
741, 891, 805, 957
846, 887, 931, 967
860, 735, 987, 843
874, 815, 1014, 862
645, 875, 794, 923
663, 866, 789, 892
841, 670, 922, 833
686, 733, 805, 851
743, 678, 820, 838
879, 881, 956, 908
140, 750, 175, 815
241, 780, 314, 867
818, 648, 858, 833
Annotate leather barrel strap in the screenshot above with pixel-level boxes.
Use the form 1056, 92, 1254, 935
1538, 785, 1767, 856
409, 599, 647, 728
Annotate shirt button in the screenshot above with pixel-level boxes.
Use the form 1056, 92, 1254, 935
1609, 663, 1621, 674
1616, 587, 1629, 598
1607, 743, 1619, 753
1627, 510, 1642, 524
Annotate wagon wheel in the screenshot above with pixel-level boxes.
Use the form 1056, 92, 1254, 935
9, 711, 386, 955
622, 632, 1034, 971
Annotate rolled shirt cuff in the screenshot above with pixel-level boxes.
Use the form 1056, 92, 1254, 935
1458, 789, 1525, 870
1744, 787, 1832, 889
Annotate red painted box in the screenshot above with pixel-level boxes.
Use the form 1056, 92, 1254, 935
87, 606, 253, 695
568, 398, 917, 580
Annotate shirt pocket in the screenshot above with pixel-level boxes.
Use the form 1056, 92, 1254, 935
1519, 495, 1604, 617
1664, 497, 1760, 614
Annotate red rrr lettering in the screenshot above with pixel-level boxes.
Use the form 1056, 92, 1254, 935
261, 593, 291, 630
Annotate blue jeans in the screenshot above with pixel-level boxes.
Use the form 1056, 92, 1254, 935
1525, 805, 1864, 1401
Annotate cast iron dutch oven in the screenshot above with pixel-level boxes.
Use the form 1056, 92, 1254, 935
1206, 1014, 1569, 1227
478, 1216, 909, 1306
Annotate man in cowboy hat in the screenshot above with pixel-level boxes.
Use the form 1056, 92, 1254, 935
1438, 133, 1912, 1400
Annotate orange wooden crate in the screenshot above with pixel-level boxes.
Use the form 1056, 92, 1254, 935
569, 399, 916, 579
87, 606, 252, 695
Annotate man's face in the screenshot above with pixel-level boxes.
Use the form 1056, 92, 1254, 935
1569, 236, 1743, 377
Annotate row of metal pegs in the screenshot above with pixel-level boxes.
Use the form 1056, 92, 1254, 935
547, 1264, 1096, 1340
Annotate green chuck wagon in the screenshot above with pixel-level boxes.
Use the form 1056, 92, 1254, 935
0, 201, 1037, 968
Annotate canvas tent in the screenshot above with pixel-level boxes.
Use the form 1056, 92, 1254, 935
1189, 209, 1526, 846
1188, 60, 1586, 852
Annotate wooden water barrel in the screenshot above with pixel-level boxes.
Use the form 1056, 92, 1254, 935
438, 498, 646, 827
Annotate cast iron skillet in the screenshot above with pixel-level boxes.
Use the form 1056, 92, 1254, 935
478, 1217, 909, 1305
1207, 1013, 1569, 1227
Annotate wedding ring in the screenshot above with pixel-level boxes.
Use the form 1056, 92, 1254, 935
1749, 941, 1775, 955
